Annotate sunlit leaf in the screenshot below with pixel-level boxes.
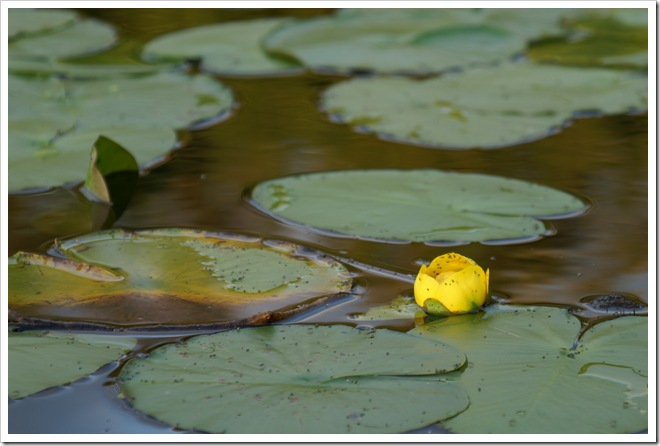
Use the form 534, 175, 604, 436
263, 8, 585, 74
142, 18, 301, 75
321, 62, 647, 148
410, 305, 648, 433
349, 295, 422, 322
8, 330, 136, 400
251, 169, 587, 244
119, 324, 468, 433
8, 72, 234, 191
9, 229, 352, 328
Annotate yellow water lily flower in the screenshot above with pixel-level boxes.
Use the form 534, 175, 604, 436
414, 252, 489, 316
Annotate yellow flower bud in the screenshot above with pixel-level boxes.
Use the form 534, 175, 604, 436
414, 252, 489, 316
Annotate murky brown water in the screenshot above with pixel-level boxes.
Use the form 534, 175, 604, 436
8, 8, 648, 434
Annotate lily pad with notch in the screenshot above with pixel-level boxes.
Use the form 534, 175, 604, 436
8, 229, 353, 329
410, 305, 648, 433
118, 324, 469, 434
250, 169, 588, 244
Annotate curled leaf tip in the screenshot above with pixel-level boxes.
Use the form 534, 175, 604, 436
414, 252, 489, 316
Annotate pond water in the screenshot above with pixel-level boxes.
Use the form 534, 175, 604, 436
7, 8, 648, 435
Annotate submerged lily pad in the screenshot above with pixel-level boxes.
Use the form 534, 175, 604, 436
118, 324, 468, 433
321, 62, 647, 148
410, 306, 648, 433
142, 18, 301, 75
8, 71, 233, 191
8, 229, 352, 328
251, 169, 587, 244
349, 295, 422, 322
263, 8, 580, 74
8, 330, 136, 400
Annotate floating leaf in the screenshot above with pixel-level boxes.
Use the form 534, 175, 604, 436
349, 295, 423, 322
528, 9, 648, 68
263, 8, 581, 74
8, 229, 352, 328
410, 305, 648, 433
8, 330, 136, 400
143, 18, 301, 75
8, 9, 77, 39
321, 62, 647, 148
8, 71, 234, 191
251, 169, 587, 244
118, 324, 468, 434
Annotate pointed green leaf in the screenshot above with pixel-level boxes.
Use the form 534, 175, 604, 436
119, 324, 468, 433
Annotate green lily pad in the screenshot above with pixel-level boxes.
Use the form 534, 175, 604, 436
410, 306, 648, 433
8, 229, 352, 328
8, 71, 234, 191
250, 169, 587, 244
528, 9, 647, 68
8, 9, 77, 39
142, 18, 301, 75
321, 62, 647, 148
8, 330, 136, 400
349, 295, 423, 322
263, 8, 581, 74
118, 324, 468, 433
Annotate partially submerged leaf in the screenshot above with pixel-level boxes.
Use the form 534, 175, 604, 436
349, 295, 422, 322
8, 229, 352, 328
8, 72, 234, 191
321, 62, 647, 148
118, 324, 468, 433
410, 305, 648, 433
250, 169, 587, 244
142, 18, 301, 75
8, 330, 136, 400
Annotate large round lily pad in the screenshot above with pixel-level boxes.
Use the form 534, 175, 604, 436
250, 169, 587, 244
263, 8, 580, 74
410, 305, 648, 433
142, 18, 301, 75
118, 324, 468, 434
8, 71, 234, 191
9, 330, 136, 400
8, 229, 352, 328
321, 62, 647, 148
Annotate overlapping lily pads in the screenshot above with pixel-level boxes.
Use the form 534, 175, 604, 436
142, 18, 301, 75
8, 71, 234, 191
9, 330, 136, 400
410, 305, 648, 433
118, 324, 468, 433
321, 62, 647, 149
8, 229, 352, 328
251, 169, 587, 244
263, 8, 580, 74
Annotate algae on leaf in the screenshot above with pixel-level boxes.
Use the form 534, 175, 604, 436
8, 331, 136, 400
119, 324, 468, 433
8, 229, 352, 328
410, 305, 648, 433
251, 169, 587, 244
321, 62, 647, 148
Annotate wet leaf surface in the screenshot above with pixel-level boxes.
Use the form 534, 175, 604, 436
9, 229, 352, 328
119, 324, 468, 434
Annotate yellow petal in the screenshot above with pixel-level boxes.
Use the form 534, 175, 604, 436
425, 252, 477, 278
434, 265, 489, 313
414, 269, 442, 308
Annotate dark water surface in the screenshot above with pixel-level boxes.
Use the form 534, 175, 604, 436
8, 8, 649, 434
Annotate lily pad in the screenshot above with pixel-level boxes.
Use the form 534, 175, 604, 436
8, 330, 136, 400
250, 169, 587, 244
142, 18, 301, 75
410, 305, 648, 433
321, 62, 647, 148
8, 71, 234, 191
263, 8, 580, 74
118, 324, 468, 433
349, 295, 422, 322
8, 9, 78, 39
8, 229, 352, 328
